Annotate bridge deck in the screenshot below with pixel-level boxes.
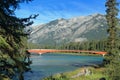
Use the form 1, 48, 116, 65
27, 49, 107, 56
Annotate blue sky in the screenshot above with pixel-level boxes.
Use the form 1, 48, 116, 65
15, 0, 110, 25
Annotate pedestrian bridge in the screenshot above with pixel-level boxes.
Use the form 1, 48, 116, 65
27, 49, 107, 56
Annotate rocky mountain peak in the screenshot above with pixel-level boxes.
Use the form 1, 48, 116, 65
28, 13, 108, 45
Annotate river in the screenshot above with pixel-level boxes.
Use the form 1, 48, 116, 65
24, 53, 103, 80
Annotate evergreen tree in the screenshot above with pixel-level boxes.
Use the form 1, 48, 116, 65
0, 0, 38, 80
104, 0, 120, 79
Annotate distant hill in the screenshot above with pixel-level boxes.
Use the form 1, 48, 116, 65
28, 13, 108, 45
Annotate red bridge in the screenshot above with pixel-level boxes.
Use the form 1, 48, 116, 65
27, 49, 107, 56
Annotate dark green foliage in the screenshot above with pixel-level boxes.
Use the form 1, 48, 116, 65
105, 0, 119, 50
59, 40, 106, 52
0, 0, 38, 80
104, 0, 120, 80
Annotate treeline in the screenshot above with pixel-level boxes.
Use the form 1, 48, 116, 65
27, 42, 57, 49
59, 40, 107, 51
28, 39, 109, 51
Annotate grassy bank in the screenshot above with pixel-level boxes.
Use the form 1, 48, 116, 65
43, 67, 107, 80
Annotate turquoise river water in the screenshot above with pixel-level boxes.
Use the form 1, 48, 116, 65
24, 53, 103, 80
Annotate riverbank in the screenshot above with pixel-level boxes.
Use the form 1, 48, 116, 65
31, 52, 102, 58
53, 52, 102, 56
43, 66, 107, 80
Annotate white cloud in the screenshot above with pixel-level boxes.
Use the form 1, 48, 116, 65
15, 0, 106, 26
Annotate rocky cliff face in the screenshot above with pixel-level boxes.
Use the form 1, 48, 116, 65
28, 13, 108, 45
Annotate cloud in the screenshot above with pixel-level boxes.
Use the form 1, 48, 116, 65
36, 3, 77, 18
15, 0, 106, 26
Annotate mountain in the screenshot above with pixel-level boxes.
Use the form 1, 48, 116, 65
28, 13, 108, 45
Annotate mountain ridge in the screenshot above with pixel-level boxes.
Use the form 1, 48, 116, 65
28, 13, 108, 45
